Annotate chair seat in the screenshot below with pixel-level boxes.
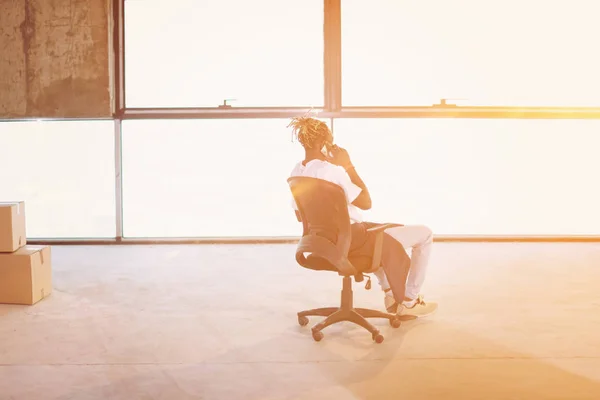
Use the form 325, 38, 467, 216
296, 233, 357, 276
304, 254, 338, 272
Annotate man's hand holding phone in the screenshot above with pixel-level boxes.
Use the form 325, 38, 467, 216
328, 145, 354, 171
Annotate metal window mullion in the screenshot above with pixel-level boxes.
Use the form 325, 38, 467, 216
119, 106, 600, 120
114, 118, 123, 240
324, 0, 342, 112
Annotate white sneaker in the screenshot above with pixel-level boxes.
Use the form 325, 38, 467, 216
397, 295, 438, 319
384, 295, 398, 313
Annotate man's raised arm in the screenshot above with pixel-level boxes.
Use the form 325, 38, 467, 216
330, 146, 372, 210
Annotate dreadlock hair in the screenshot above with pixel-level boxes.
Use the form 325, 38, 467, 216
288, 116, 331, 149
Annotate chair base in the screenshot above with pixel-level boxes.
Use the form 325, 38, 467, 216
297, 276, 401, 343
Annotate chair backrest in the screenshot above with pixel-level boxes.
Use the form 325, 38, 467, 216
288, 176, 357, 276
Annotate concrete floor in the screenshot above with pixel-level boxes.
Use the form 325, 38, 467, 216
1, 243, 599, 399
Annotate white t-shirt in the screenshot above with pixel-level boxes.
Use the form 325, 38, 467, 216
290, 159, 364, 223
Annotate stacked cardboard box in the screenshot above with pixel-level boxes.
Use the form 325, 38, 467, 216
0, 202, 53, 305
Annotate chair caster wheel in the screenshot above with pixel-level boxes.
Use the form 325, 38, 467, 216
389, 318, 401, 328
298, 316, 309, 326
312, 330, 324, 342
373, 333, 384, 344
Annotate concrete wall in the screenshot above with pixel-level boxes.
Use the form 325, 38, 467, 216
0, 0, 112, 118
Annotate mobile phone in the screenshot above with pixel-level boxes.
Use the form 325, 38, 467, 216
321, 142, 335, 158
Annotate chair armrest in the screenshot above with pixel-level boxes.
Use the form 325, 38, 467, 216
366, 223, 403, 234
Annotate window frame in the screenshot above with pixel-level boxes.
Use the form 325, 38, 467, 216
14, 0, 595, 243
115, 0, 600, 119
119, 0, 329, 112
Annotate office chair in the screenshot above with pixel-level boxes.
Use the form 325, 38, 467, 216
288, 176, 403, 343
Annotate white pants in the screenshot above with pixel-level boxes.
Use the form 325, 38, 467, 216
372, 225, 433, 300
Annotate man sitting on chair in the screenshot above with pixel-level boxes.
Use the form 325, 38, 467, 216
288, 116, 438, 318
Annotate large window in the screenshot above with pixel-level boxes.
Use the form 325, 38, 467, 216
341, 0, 600, 106
125, 0, 324, 108
0, 121, 116, 238
7, 1, 593, 240
122, 118, 600, 238
333, 118, 600, 235
121, 119, 324, 237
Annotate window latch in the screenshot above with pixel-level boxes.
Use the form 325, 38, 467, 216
433, 98, 466, 107
218, 99, 237, 108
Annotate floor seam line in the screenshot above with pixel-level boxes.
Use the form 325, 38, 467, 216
1, 356, 600, 367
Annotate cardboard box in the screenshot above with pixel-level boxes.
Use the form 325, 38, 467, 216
0, 246, 52, 305
0, 202, 27, 252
